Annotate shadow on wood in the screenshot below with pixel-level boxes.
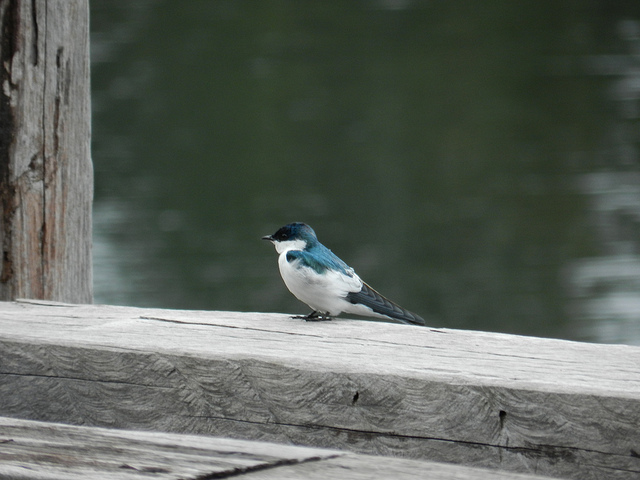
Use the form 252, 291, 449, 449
0, 300, 639, 479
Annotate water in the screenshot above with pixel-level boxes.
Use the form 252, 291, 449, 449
91, 1, 640, 344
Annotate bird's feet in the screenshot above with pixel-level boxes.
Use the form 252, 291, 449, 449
292, 311, 333, 322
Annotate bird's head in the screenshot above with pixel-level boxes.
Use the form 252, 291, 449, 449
262, 222, 318, 254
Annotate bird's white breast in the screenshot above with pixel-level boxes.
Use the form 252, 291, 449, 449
277, 249, 363, 316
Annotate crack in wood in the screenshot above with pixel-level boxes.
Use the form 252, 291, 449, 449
137, 316, 570, 362
314, 423, 638, 463
30, 0, 38, 66
15, 298, 79, 307
119, 464, 171, 474
177, 413, 637, 466
189, 454, 342, 480
0, 371, 175, 390
0, 1, 17, 288
38, 0, 48, 296
139, 315, 330, 339
139, 315, 443, 352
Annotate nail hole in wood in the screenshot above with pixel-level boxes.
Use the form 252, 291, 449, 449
499, 410, 507, 429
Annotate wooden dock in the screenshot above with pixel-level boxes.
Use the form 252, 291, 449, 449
1, 299, 639, 479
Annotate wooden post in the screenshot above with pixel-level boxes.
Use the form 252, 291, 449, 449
0, 0, 92, 303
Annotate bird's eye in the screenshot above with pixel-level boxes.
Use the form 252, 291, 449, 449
281, 233, 288, 239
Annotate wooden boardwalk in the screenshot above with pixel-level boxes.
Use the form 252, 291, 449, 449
1, 299, 639, 479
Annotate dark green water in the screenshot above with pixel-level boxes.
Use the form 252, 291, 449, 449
91, 1, 640, 344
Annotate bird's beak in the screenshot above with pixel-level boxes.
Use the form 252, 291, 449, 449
262, 235, 274, 242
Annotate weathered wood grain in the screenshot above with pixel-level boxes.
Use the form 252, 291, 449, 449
239, 451, 559, 480
0, 0, 92, 302
0, 300, 639, 480
0, 417, 559, 480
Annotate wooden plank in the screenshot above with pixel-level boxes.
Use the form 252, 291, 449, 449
0, 0, 92, 303
0, 417, 560, 480
0, 300, 639, 479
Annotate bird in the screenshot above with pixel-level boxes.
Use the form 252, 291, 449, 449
262, 222, 425, 326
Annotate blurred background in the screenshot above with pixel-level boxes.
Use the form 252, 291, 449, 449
91, 1, 640, 344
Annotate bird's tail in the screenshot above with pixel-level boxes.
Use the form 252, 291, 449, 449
346, 282, 426, 326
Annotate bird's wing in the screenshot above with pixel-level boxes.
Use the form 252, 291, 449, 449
346, 282, 426, 326
286, 244, 353, 276
286, 248, 425, 326
285, 249, 363, 292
